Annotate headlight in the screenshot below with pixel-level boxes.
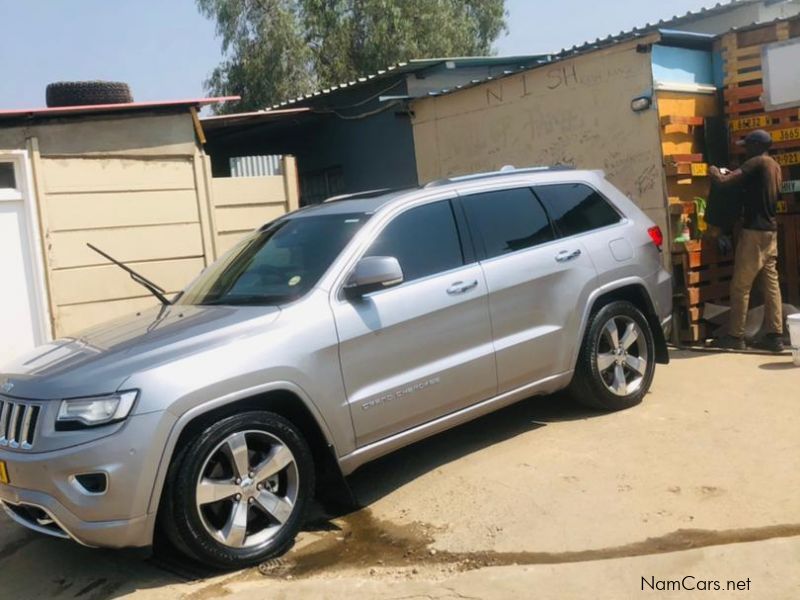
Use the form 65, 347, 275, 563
56, 390, 138, 430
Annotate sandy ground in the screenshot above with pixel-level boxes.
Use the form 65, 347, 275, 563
1, 349, 798, 599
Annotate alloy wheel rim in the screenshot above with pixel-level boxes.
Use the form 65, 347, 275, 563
595, 316, 648, 397
195, 430, 299, 549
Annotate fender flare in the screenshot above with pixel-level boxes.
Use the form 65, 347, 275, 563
145, 380, 338, 517
571, 277, 670, 370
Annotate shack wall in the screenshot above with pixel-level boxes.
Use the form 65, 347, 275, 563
410, 38, 669, 235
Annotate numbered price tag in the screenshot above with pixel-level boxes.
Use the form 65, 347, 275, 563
690, 163, 708, 177
775, 152, 800, 167
730, 115, 769, 132
771, 127, 800, 143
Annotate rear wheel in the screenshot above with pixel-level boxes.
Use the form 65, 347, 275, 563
162, 411, 314, 569
569, 301, 656, 411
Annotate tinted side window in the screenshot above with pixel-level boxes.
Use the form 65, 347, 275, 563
534, 183, 621, 237
366, 200, 464, 282
461, 188, 554, 259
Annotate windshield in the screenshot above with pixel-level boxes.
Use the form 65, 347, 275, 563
177, 212, 369, 306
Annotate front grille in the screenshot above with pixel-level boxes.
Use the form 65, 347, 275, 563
0, 398, 40, 450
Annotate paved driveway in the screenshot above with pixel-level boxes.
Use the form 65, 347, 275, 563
1, 350, 798, 599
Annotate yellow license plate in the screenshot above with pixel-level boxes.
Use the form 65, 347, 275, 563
772, 127, 800, 143
730, 115, 769, 132
776, 152, 800, 166
0, 461, 8, 485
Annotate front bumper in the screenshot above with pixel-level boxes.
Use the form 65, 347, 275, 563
0, 410, 174, 548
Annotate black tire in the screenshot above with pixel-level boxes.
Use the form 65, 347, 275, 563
569, 301, 656, 411
45, 81, 133, 107
161, 411, 314, 569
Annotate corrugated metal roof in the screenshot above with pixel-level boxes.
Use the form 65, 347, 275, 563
0, 96, 239, 121
267, 2, 761, 110
554, 0, 760, 56
422, 19, 723, 100
266, 56, 551, 110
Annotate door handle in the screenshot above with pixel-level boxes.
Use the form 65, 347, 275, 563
555, 249, 582, 263
446, 280, 479, 295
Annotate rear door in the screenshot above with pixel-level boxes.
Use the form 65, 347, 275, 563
332, 199, 497, 447
459, 186, 598, 393
533, 182, 629, 286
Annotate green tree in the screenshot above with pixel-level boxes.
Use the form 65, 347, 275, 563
198, 0, 507, 112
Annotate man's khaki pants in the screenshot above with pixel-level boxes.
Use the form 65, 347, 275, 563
729, 229, 783, 338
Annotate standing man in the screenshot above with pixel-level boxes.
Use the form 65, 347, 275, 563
710, 129, 784, 352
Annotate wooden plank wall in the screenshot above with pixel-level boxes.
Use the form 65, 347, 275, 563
210, 156, 299, 254
717, 17, 800, 304
8, 111, 302, 338
39, 156, 207, 335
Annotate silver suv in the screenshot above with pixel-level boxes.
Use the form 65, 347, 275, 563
0, 167, 671, 569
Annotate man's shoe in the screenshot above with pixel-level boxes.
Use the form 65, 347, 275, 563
753, 333, 785, 353
716, 335, 746, 350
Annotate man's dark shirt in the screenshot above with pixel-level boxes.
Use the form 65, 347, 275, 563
739, 155, 782, 231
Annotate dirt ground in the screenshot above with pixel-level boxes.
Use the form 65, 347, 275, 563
1, 350, 798, 599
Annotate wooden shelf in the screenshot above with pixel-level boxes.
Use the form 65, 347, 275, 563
665, 163, 708, 177
664, 153, 704, 165
660, 115, 705, 127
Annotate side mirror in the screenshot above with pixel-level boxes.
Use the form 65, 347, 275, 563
344, 256, 404, 296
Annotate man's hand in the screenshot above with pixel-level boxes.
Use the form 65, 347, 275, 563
710, 165, 743, 187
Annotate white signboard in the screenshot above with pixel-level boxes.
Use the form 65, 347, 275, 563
782, 180, 800, 194
763, 39, 800, 111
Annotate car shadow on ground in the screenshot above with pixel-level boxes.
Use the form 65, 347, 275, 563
342, 391, 602, 511
668, 347, 791, 360
0, 518, 181, 600
759, 361, 797, 370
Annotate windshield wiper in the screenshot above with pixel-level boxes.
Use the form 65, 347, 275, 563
86, 243, 171, 306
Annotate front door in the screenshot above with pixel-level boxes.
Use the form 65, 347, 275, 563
0, 157, 47, 366
332, 199, 497, 447
459, 186, 598, 393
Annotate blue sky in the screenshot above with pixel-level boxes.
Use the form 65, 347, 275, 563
0, 0, 716, 109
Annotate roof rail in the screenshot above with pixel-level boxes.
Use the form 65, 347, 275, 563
323, 188, 395, 203
423, 165, 574, 188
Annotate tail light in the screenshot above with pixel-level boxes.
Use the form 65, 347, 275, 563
647, 226, 664, 251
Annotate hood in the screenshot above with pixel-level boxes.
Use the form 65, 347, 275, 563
0, 304, 281, 400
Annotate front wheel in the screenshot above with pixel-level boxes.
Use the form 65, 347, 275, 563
569, 301, 656, 411
161, 411, 314, 569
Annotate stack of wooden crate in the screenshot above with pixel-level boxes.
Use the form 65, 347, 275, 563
672, 240, 735, 343
657, 92, 720, 343
717, 18, 800, 305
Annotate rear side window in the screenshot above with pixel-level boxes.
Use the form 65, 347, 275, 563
534, 183, 621, 238
366, 200, 464, 282
461, 187, 554, 259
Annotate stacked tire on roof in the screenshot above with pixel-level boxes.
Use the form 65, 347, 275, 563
45, 81, 133, 108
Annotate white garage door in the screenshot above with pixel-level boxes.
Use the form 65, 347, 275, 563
0, 158, 47, 367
